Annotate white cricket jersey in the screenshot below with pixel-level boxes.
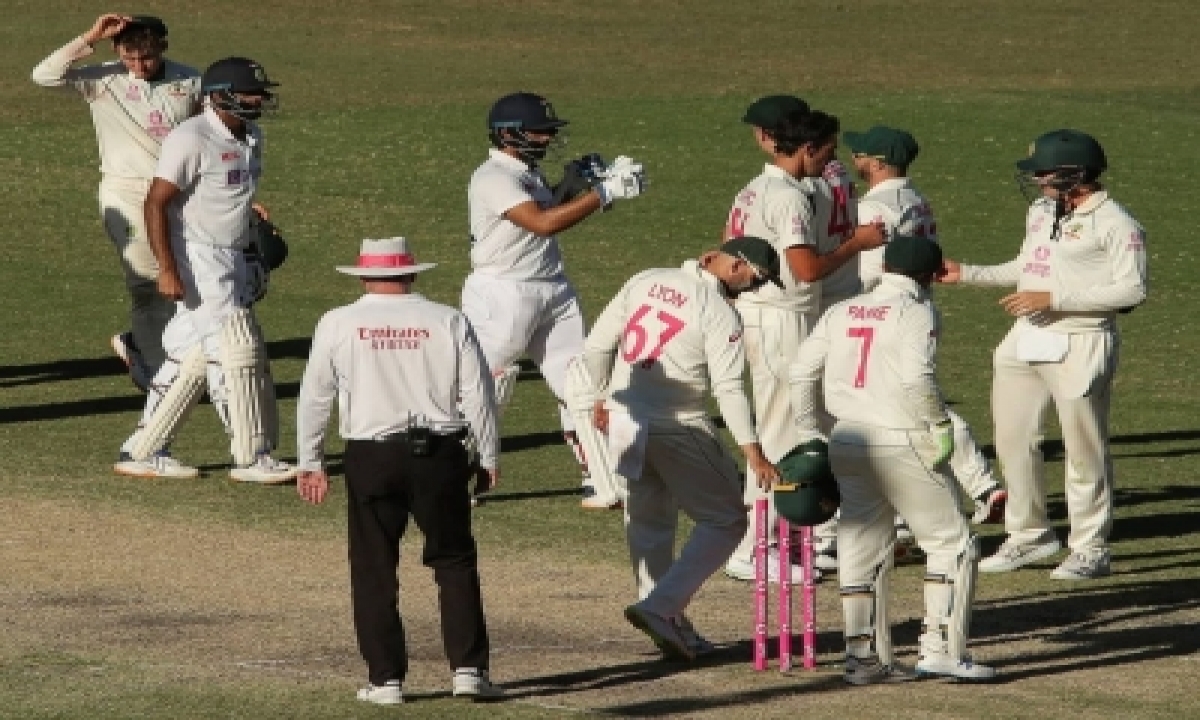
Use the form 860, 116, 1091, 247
960, 192, 1148, 332
725, 164, 820, 313
793, 273, 948, 442
467, 149, 564, 281
31, 36, 200, 181
845, 177, 939, 302
582, 260, 758, 445
813, 161, 863, 307
296, 293, 500, 471
156, 107, 263, 250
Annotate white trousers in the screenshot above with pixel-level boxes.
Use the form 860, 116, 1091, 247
831, 428, 970, 583
992, 324, 1118, 550
461, 272, 585, 432
729, 304, 815, 565
98, 178, 176, 374
625, 417, 748, 618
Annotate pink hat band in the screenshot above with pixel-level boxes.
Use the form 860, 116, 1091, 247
357, 253, 417, 268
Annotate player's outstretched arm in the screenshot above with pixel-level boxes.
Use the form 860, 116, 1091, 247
505, 195, 603, 237
31, 14, 132, 89
785, 222, 887, 283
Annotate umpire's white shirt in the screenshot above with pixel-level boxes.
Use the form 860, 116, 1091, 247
296, 293, 500, 471
583, 260, 758, 446
156, 107, 263, 250
960, 192, 1148, 332
726, 165, 821, 314
794, 273, 947, 443
467, 149, 564, 281
31, 36, 200, 182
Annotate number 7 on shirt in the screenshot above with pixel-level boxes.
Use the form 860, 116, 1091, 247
622, 304, 686, 369
847, 326, 874, 388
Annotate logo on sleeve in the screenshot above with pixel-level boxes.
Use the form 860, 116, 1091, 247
1128, 230, 1145, 251
728, 330, 742, 343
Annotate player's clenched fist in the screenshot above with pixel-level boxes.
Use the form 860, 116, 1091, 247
596, 155, 647, 206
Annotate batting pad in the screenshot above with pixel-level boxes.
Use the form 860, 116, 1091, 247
564, 356, 625, 504
129, 345, 207, 460
948, 534, 979, 659
839, 539, 896, 665
220, 308, 271, 466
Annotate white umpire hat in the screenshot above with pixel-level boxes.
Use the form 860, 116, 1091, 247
336, 237, 437, 277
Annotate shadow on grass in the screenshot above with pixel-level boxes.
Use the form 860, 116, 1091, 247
979, 429, 1200, 461
0, 355, 126, 388
970, 577, 1200, 683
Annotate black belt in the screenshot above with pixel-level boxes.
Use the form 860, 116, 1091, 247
373, 428, 468, 443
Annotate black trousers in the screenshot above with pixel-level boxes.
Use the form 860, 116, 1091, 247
344, 435, 489, 685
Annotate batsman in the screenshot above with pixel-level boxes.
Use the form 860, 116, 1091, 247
113, 57, 294, 483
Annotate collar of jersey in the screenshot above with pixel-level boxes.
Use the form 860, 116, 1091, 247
202, 105, 258, 146
358, 293, 427, 304
682, 259, 727, 297
1068, 190, 1110, 217
877, 272, 926, 301
489, 148, 533, 172
864, 177, 913, 197
762, 163, 806, 187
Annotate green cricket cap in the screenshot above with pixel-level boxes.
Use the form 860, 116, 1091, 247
722, 236, 785, 288
774, 439, 840, 527
1016, 129, 1107, 174
844, 126, 919, 167
742, 95, 809, 131
883, 235, 943, 276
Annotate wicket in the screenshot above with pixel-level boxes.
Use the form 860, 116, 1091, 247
752, 497, 817, 672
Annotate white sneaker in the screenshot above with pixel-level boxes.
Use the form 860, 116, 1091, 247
971, 488, 1008, 525
356, 680, 402, 705
916, 653, 998, 681
451, 668, 504, 701
895, 520, 914, 542
724, 549, 820, 585
229, 454, 298, 484
113, 452, 199, 479
1050, 548, 1111, 580
110, 332, 150, 392
843, 655, 916, 686
979, 538, 1062, 573
674, 615, 717, 656
624, 604, 695, 661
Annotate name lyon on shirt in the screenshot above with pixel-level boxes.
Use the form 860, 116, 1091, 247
358, 326, 431, 350
647, 283, 688, 309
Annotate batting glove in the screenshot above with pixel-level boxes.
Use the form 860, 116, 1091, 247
930, 419, 954, 467
596, 155, 647, 207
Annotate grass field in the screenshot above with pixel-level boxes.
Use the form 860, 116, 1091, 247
2, 1, 1199, 718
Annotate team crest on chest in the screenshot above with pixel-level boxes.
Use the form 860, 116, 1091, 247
125, 85, 141, 101
1063, 222, 1084, 241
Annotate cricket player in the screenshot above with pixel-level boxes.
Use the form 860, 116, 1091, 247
791, 235, 996, 684
581, 237, 783, 661
32, 13, 201, 389
808, 128, 1010, 570
939, 129, 1148, 580
112, 57, 295, 484
463, 91, 646, 508
721, 96, 885, 584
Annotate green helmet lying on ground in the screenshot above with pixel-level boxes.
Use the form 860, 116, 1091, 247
773, 439, 840, 526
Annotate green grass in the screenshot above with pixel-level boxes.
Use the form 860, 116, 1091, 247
2, 1, 1199, 718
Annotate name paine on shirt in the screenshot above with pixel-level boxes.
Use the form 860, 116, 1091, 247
848, 304, 891, 321
358, 326, 431, 350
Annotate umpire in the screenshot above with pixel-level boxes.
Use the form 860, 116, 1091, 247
296, 237, 503, 705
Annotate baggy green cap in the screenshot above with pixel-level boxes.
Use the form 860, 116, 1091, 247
742, 95, 809, 131
883, 235, 943, 276
774, 439, 840, 527
722, 236, 785, 288
844, 126, 920, 167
